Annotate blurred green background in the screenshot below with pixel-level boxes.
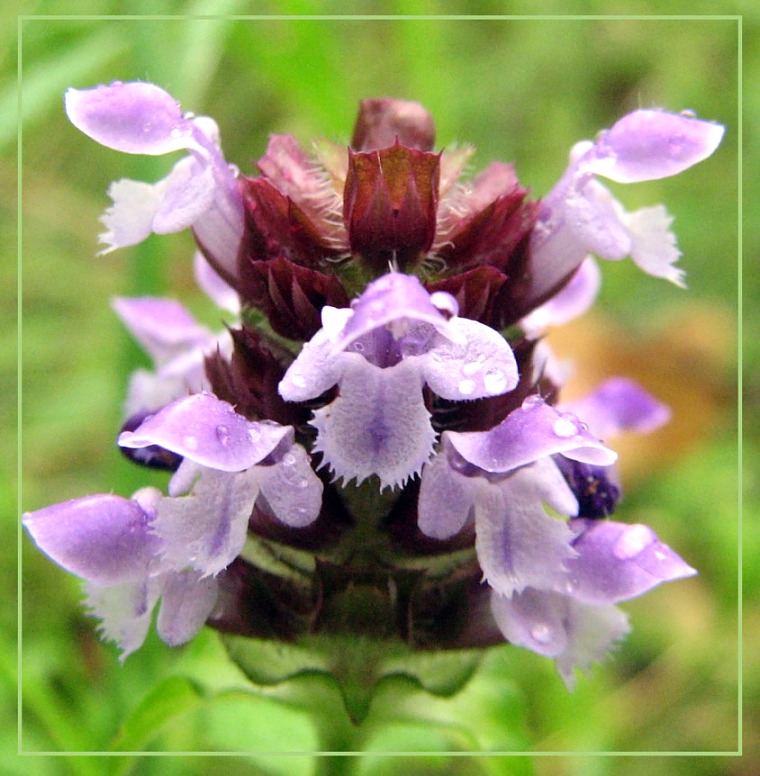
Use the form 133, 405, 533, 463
7, 2, 752, 774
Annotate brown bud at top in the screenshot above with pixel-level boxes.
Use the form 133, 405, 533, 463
351, 98, 436, 152
343, 143, 440, 271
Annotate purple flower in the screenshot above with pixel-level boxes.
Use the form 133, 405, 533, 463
529, 109, 724, 296
24, 393, 322, 655
490, 517, 696, 688
23, 487, 219, 658
24, 82, 720, 687
278, 272, 518, 489
111, 295, 233, 417
65, 81, 244, 279
416, 380, 687, 684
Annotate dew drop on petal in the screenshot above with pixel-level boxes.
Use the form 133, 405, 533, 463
613, 523, 655, 560
483, 368, 507, 394
182, 434, 198, 451
458, 378, 476, 396
282, 452, 297, 467
290, 373, 307, 389
552, 415, 578, 438
248, 427, 261, 443
215, 425, 230, 445
430, 291, 458, 319
530, 623, 553, 644
522, 395, 544, 410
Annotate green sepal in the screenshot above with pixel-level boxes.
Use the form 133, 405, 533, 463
222, 632, 483, 725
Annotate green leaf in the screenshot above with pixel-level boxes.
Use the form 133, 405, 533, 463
109, 675, 205, 754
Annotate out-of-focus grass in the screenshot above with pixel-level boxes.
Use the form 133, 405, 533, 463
9, 3, 750, 774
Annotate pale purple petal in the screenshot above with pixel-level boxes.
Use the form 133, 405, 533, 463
118, 393, 289, 472
111, 297, 212, 366
447, 396, 618, 474
521, 257, 601, 333
156, 570, 219, 645
334, 273, 453, 354
152, 156, 216, 233
619, 204, 685, 287
416, 317, 519, 400
490, 587, 569, 658
64, 82, 201, 156
490, 588, 631, 689
98, 178, 165, 252
583, 109, 725, 183
190, 183, 246, 282
154, 464, 260, 576
565, 377, 671, 439
417, 445, 477, 540
474, 461, 577, 597
256, 443, 323, 528
564, 518, 697, 605
83, 577, 160, 660
193, 251, 240, 314
563, 178, 632, 260
278, 321, 347, 402
22, 493, 160, 586
553, 600, 631, 689
310, 357, 436, 489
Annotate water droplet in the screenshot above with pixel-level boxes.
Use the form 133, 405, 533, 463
290, 373, 307, 388
282, 452, 297, 467
462, 362, 480, 376
522, 395, 544, 410
530, 623, 553, 644
248, 427, 261, 443
215, 424, 230, 445
182, 434, 198, 451
170, 127, 184, 138
552, 416, 578, 438
484, 368, 507, 394
613, 524, 654, 560
183, 111, 195, 119
458, 378, 476, 395
430, 291, 458, 319
296, 478, 309, 489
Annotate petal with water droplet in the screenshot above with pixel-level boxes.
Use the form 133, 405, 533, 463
564, 518, 697, 605
256, 443, 323, 527
118, 393, 289, 471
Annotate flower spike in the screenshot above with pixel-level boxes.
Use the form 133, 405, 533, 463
24, 83, 716, 688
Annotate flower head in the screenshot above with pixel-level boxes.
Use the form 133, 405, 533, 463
25, 82, 722, 692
